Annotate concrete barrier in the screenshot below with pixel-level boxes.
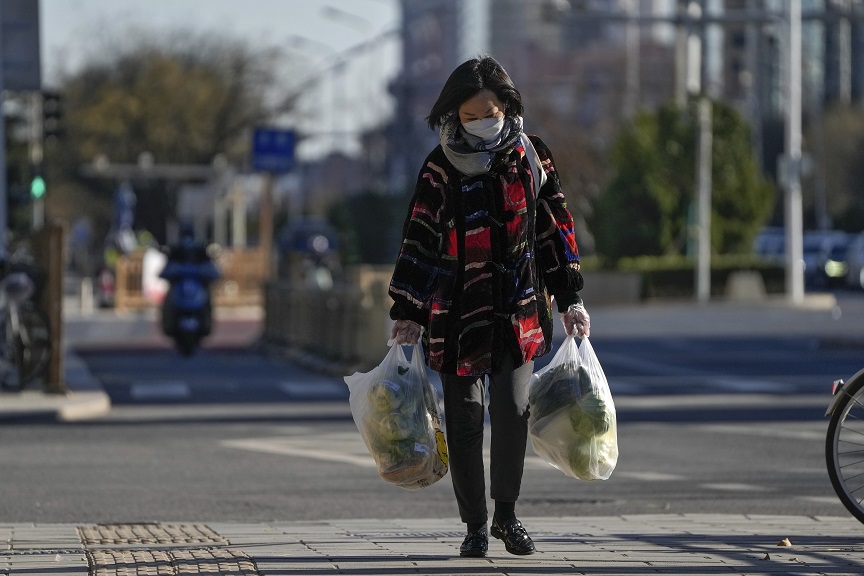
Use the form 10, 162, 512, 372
724, 270, 767, 301
578, 271, 643, 306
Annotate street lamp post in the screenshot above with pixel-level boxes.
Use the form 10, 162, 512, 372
686, 0, 713, 304
783, 0, 805, 303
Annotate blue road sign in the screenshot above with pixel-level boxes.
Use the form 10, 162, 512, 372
252, 128, 296, 173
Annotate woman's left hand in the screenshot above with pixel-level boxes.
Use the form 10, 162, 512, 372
390, 319, 422, 345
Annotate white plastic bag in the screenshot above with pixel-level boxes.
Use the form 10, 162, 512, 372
528, 335, 618, 480
344, 341, 449, 490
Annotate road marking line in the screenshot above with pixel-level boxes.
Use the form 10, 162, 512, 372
614, 471, 687, 482
708, 378, 789, 393
130, 381, 190, 400
700, 483, 770, 492
697, 424, 824, 441
615, 394, 824, 410
797, 496, 845, 505
606, 380, 647, 394
221, 438, 376, 467
279, 381, 346, 398
223, 437, 556, 472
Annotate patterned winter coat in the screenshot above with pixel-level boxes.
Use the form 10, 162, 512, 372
388, 135, 583, 376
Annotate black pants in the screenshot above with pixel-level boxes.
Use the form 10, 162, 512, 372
440, 355, 534, 524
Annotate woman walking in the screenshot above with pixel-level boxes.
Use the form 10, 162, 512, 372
388, 56, 589, 557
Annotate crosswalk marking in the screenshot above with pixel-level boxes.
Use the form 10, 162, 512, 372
279, 381, 346, 399
130, 381, 190, 400
708, 378, 789, 393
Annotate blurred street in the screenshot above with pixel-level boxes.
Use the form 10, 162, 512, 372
3, 290, 864, 521
2, 292, 864, 573
2, 1, 862, 573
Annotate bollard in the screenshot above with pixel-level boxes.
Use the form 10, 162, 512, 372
80, 277, 94, 316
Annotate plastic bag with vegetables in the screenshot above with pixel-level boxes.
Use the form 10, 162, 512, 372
528, 335, 617, 480
345, 340, 448, 490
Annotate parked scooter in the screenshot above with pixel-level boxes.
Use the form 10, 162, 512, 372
159, 226, 220, 356
0, 249, 51, 390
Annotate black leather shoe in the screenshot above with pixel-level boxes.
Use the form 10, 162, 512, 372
459, 526, 488, 557
491, 517, 536, 555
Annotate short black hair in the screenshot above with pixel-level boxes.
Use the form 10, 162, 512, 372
426, 56, 523, 130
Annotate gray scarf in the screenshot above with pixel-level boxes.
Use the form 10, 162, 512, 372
439, 115, 524, 176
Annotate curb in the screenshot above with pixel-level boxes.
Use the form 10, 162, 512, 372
0, 349, 111, 422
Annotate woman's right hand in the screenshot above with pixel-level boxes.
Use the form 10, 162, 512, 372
560, 303, 590, 338
391, 319, 422, 345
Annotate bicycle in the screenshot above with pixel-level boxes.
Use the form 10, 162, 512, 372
0, 272, 51, 392
825, 368, 864, 524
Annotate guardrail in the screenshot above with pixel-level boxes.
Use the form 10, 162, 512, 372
261, 265, 394, 373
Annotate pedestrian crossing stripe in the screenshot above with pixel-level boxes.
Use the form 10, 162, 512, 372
129, 381, 190, 399
279, 381, 346, 398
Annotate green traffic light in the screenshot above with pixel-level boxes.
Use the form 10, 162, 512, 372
31, 176, 46, 199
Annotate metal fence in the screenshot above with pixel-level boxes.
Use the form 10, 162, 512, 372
262, 265, 394, 372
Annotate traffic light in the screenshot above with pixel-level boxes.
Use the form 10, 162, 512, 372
42, 90, 64, 141
30, 175, 46, 199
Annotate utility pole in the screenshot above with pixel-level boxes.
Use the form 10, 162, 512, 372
695, 95, 713, 303
624, 0, 640, 119
783, 0, 805, 303
684, 0, 713, 304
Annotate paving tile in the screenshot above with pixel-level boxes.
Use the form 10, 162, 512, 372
3, 515, 864, 576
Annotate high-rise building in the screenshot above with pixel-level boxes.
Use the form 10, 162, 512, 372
388, 0, 489, 194
386, 0, 862, 196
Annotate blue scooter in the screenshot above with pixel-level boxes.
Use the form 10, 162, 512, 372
159, 231, 220, 356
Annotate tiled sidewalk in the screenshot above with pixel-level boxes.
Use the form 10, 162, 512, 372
2, 514, 863, 575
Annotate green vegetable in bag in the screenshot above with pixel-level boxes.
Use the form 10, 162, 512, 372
571, 393, 612, 435
530, 363, 582, 421
367, 379, 405, 413
345, 341, 450, 490
528, 336, 618, 481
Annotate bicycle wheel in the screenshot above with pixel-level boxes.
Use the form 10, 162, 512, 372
15, 303, 51, 387
826, 376, 864, 524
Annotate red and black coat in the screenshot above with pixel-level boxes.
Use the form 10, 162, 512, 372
389, 135, 583, 377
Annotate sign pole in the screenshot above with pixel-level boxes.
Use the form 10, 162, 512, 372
251, 127, 295, 281
259, 173, 274, 280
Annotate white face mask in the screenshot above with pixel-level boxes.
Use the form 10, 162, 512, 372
462, 116, 505, 140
